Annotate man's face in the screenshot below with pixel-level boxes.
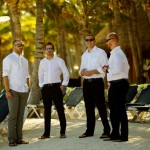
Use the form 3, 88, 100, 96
106, 36, 113, 49
85, 36, 96, 49
13, 40, 24, 55
45, 45, 54, 56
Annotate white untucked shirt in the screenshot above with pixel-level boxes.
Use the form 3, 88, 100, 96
2, 52, 29, 92
38, 56, 69, 88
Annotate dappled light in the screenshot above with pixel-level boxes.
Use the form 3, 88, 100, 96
1, 118, 150, 150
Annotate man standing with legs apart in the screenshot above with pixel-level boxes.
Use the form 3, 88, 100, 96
79, 34, 110, 139
103, 32, 129, 142
2, 39, 30, 146
38, 42, 69, 139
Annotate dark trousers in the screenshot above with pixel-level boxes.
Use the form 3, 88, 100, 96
108, 79, 129, 140
41, 84, 66, 136
83, 78, 110, 135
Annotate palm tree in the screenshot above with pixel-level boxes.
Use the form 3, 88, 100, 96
4, 0, 22, 39
110, 0, 125, 49
28, 0, 44, 104
130, 0, 143, 83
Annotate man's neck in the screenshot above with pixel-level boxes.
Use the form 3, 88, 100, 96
87, 46, 95, 52
111, 44, 119, 50
13, 51, 21, 56
46, 54, 54, 60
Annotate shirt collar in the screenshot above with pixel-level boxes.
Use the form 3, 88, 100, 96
110, 46, 121, 55
85, 46, 97, 53
45, 55, 56, 60
13, 52, 21, 59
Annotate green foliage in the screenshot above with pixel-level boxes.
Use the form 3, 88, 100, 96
138, 84, 150, 89
1, 0, 150, 82
0, 85, 4, 92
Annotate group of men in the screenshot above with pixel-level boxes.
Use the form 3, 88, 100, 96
2, 32, 129, 147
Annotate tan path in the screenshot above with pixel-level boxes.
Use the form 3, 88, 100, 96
0, 119, 150, 150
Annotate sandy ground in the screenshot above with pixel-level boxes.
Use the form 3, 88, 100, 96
0, 118, 150, 150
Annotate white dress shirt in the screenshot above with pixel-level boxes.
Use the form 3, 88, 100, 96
38, 56, 69, 88
107, 46, 130, 81
79, 46, 108, 79
2, 52, 29, 92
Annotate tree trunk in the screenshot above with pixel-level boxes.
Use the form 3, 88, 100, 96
6, 0, 22, 39
0, 39, 2, 87
127, 19, 139, 83
131, 1, 143, 83
112, 0, 125, 50
28, 0, 44, 104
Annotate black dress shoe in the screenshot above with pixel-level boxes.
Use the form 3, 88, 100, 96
100, 133, 110, 139
103, 137, 123, 142
16, 140, 29, 144
38, 135, 50, 139
112, 139, 122, 142
103, 137, 112, 141
9, 142, 17, 147
60, 134, 66, 138
79, 133, 93, 138
121, 139, 128, 142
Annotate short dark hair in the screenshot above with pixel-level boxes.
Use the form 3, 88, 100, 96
45, 42, 54, 49
12, 39, 22, 45
85, 34, 95, 40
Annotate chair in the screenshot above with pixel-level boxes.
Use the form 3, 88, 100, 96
125, 85, 138, 104
27, 87, 67, 118
0, 90, 8, 123
127, 85, 150, 122
27, 104, 44, 118
64, 87, 85, 120
0, 117, 8, 143
95, 89, 110, 120
0, 90, 8, 142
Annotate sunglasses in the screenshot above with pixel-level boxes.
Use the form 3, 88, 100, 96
106, 38, 113, 42
85, 38, 95, 42
46, 48, 54, 50
14, 44, 24, 48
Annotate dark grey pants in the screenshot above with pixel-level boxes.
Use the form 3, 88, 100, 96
7, 90, 29, 143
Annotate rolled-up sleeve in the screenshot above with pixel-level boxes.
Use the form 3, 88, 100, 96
2, 58, 11, 77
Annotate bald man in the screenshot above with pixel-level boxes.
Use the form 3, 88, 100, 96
103, 32, 130, 142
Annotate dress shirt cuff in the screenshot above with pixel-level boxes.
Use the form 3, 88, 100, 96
2, 72, 9, 77
62, 81, 68, 86
97, 68, 104, 74
79, 70, 82, 76
39, 83, 44, 88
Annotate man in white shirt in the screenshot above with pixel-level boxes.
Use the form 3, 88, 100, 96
38, 42, 69, 139
2, 39, 30, 146
79, 34, 110, 139
103, 32, 130, 142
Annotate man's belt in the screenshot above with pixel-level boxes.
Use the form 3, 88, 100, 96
44, 83, 60, 87
110, 79, 127, 83
84, 78, 102, 82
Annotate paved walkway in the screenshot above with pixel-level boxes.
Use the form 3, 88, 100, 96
0, 118, 150, 150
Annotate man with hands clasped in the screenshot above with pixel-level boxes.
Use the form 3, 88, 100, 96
79, 34, 111, 139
